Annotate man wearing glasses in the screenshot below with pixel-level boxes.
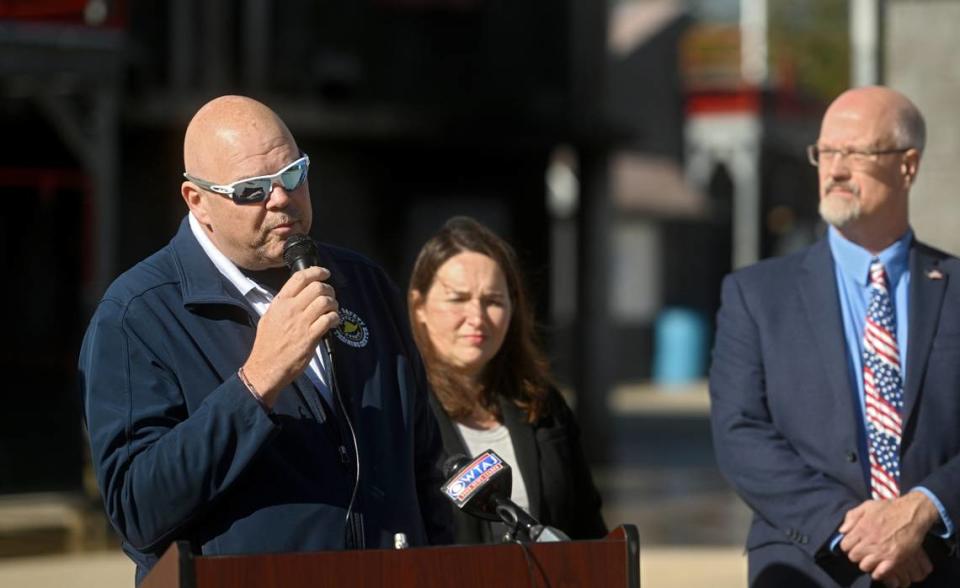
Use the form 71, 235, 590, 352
711, 86, 960, 587
79, 95, 452, 583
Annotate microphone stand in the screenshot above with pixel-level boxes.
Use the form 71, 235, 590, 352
492, 496, 570, 543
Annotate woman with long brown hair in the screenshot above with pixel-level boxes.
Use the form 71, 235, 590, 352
408, 216, 606, 544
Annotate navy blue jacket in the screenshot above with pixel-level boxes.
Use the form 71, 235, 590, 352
710, 237, 960, 586
79, 217, 453, 582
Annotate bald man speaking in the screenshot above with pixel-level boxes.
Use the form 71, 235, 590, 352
79, 96, 453, 583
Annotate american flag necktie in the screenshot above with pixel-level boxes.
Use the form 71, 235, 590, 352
862, 259, 903, 499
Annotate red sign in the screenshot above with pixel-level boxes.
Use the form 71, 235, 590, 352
0, 0, 126, 27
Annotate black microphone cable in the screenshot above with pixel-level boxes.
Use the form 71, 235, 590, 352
326, 340, 362, 543
284, 235, 362, 546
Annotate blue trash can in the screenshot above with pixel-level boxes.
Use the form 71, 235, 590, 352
652, 307, 708, 388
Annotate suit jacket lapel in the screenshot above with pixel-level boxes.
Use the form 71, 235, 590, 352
427, 394, 487, 541
428, 394, 470, 460
798, 239, 865, 487
499, 399, 541, 520
299, 243, 361, 461
902, 243, 947, 428
291, 375, 330, 423
314, 243, 351, 413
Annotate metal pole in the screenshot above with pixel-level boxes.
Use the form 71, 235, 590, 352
169, 0, 193, 91
570, 0, 611, 463
243, 0, 270, 90
850, 0, 882, 86
740, 0, 768, 86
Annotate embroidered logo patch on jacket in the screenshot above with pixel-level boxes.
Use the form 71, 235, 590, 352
334, 307, 369, 348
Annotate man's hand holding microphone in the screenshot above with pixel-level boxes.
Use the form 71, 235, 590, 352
239, 235, 339, 407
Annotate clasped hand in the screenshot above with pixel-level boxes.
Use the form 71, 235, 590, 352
838, 492, 940, 587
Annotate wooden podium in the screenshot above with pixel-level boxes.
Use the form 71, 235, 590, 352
141, 525, 640, 588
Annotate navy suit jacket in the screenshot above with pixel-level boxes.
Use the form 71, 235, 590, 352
710, 237, 960, 586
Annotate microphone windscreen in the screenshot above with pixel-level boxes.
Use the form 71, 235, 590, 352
440, 450, 512, 521
283, 234, 320, 273
442, 454, 472, 479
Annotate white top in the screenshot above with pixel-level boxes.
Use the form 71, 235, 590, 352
455, 421, 530, 513
188, 213, 333, 407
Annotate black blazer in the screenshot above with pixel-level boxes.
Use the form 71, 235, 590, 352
430, 388, 608, 544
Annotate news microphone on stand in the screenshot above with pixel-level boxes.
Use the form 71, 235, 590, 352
440, 450, 570, 543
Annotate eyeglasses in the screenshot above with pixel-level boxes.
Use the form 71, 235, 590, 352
183, 154, 310, 204
806, 145, 910, 168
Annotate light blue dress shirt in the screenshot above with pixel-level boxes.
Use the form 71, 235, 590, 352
828, 226, 953, 547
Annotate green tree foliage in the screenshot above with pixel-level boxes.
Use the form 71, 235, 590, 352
768, 0, 850, 99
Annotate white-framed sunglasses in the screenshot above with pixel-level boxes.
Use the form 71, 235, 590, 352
184, 154, 310, 204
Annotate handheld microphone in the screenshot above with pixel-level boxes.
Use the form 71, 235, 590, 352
283, 234, 333, 354
440, 450, 570, 543
283, 233, 322, 273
